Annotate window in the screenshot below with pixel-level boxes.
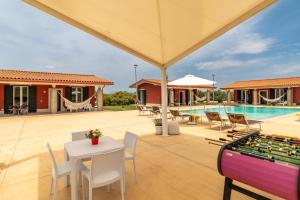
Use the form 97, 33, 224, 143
13, 86, 28, 106
275, 88, 284, 98
71, 87, 83, 103
240, 90, 247, 101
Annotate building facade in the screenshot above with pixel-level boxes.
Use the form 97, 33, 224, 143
0, 69, 113, 114
222, 77, 300, 106
130, 79, 213, 106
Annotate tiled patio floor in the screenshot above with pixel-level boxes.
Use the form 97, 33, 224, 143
1, 109, 299, 200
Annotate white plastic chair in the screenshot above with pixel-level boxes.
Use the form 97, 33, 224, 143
81, 148, 125, 200
124, 131, 138, 182
72, 131, 87, 141
46, 143, 84, 200
71, 131, 91, 162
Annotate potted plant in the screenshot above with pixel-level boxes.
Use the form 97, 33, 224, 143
153, 118, 162, 135
86, 129, 103, 145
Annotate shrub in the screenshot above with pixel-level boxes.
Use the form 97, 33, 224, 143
153, 118, 162, 126
104, 91, 136, 106
196, 90, 231, 103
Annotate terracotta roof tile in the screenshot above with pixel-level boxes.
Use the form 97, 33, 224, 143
129, 79, 162, 88
222, 77, 300, 89
0, 69, 113, 85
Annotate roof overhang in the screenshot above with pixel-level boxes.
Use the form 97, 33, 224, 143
23, 0, 276, 68
129, 79, 161, 88
222, 86, 300, 90
0, 80, 113, 86
130, 79, 216, 89
169, 85, 216, 89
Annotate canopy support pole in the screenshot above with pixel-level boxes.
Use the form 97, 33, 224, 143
97, 86, 104, 111
160, 67, 168, 136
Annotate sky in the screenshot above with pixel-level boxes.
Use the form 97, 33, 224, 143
0, 0, 300, 93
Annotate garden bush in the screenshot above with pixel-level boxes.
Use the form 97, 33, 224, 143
104, 91, 136, 106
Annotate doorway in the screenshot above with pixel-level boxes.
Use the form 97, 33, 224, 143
56, 88, 64, 112
179, 91, 184, 106
139, 89, 147, 105
13, 86, 28, 106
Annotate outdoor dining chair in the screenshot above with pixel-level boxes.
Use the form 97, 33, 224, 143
71, 131, 91, 162
72, 131, 87, 141
124, 131, 138, 182
81, 148, 125, 200
46, 143, 85, 200
20, 104, 28, 115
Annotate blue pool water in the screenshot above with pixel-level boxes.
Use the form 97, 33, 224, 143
182, 106, 300, 120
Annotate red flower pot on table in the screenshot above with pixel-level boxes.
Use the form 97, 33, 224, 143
91, 137, 99, 145
86, 129, 103, 145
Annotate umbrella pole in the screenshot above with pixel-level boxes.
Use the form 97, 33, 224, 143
160, 67, 168, 136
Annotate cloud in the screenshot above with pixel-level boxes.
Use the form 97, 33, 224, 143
196, 58, 268, 70
221, 33, 274, 56
45, 65, 56, 69
182, 17, 274, 64
272, 63, 300, 74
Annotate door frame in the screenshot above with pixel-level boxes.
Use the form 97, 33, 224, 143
13, 85, 29, 106
179, 90, 185, 106
138, 89, 146, 105
48, 88, 65, 112
56, 88, 65, 112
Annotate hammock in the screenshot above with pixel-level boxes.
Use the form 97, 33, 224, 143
58, 92, 95, 111
195, 95, 206, 102
259, 93, 286, 103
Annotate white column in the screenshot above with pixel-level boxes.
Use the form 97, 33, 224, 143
253, 89, 258, 105
190, 89, 193, 105
206, 90, 210, 103
160, 67, 168, 136
169, 89, 174, 106
287, 87, 292, 106
49, 86, 57, 113
226, 90, 231, 103
97, 86, 104, 111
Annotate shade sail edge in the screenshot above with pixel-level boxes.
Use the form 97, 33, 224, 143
23, 0, 277, 68
23, 0, 164, 68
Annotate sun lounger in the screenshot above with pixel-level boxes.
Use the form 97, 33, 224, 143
227, 113, 262, 132
205, 111, 228, 131
150, 106, 172, 119
136, 104, 151, 115
169, 109, 191, 121
150, 106, 161, 117
278, 101, 287, 106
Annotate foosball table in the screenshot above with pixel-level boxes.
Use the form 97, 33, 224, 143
217, 131, 300, 200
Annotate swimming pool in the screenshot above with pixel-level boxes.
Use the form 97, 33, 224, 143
182, 106, 300, 120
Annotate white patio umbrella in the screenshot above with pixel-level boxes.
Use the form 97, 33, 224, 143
168, 74, 216, 105
24, 0, 276, 138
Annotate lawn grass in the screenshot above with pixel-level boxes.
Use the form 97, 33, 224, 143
104, 105, 136, 111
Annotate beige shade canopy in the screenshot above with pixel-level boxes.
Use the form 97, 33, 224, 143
24, 0, 276, 68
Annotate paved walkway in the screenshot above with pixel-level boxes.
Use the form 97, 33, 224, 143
0, 109, 299, 199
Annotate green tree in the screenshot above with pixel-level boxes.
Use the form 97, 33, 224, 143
196, 90, 232, 103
